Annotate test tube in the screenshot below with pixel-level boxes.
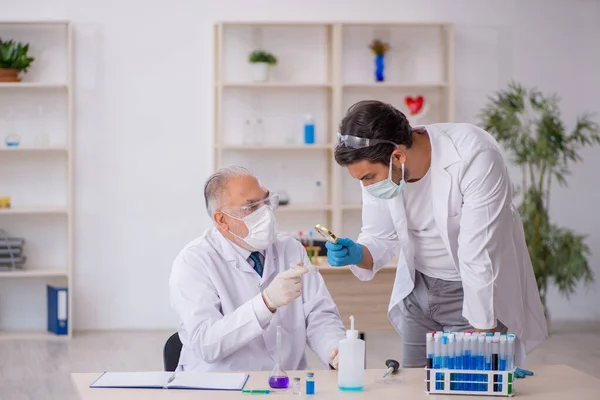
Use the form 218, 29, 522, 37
485, 334, 493, 370
463, 333, 471, 391
448, 334, 456, 370
492, 335, 500, 392
507, 334, 516, 371
426, 332, 434, 365
434, 333, 442, 369
434, 332, 442, 390
499, 335, 507, 371
477, 333, 485, 371
426, 332, 433, 392
477, 333, 486, 391
454, 333, 462, 390
472, 333, 480, 391
441, 335, 448, 369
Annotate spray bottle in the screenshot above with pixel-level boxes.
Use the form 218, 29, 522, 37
338, 315, 365, 392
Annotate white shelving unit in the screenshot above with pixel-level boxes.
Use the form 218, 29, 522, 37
0, 20, 73, 339
214, 21, 454, 238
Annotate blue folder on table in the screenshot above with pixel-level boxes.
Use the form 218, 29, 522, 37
90, 371, 249, 391
47, 285, 68, 335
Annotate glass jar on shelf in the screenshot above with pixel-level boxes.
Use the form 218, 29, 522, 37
242, 119, 254, 146
254, 118, 266, 145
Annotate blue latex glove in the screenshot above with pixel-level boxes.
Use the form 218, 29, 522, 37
514, 367, 534, 379
325, 238, 363, 267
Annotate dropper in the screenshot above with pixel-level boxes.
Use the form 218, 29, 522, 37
346, 315, 358, 338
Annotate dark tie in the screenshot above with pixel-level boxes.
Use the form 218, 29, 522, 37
248, 252, 264, 277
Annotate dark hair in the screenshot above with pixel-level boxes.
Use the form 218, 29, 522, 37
334, 100, 412, 166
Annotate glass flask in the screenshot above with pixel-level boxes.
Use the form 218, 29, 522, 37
268, 326, 289, 389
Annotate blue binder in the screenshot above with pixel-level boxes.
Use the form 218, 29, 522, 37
47, 285, 68, 335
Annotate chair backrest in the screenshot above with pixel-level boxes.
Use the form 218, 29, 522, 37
163, 332, 183, 372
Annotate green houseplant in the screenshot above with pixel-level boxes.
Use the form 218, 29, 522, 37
248, 49, 277, 82
0, 38, 35, 82
479, 82, 600, 318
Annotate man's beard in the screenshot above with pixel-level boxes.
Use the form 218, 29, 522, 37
392, 164, 410, 183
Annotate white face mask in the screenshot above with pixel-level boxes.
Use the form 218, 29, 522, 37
225, 205, 278, 251
363, 155, 406, 199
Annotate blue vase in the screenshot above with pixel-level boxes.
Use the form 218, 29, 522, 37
375, 54, 385, 82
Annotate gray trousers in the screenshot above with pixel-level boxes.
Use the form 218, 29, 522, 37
400, 270, 507, 368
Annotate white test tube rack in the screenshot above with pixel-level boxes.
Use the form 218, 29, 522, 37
425, 368, 516, 397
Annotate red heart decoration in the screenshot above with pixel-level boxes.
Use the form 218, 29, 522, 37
405, 96, 424, 115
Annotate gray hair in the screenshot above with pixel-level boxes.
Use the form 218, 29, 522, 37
204, 165, 254, 216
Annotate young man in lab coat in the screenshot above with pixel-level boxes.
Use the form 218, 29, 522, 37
170, 165, 346, 372
327, 100, 547, 371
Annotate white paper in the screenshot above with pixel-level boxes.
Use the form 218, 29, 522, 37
91, 372, 172, 388
168, 371, 248, 390
90, 371, 248, 391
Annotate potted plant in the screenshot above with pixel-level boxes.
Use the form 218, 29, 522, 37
480, 82, 600, 322
369, 39, 390, 82
248, 49, 277, 82
0, 38, 35, 82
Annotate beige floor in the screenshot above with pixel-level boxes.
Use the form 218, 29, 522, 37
0, 321, 599, 400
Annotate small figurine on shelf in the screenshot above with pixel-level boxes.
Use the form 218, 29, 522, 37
404, 95, 430, 125
0, 38, 35, 82
248, 49, 277, 82
0, 196, 11, 209
369, 39, 390, 82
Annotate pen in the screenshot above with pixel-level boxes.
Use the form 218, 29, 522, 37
166, 373, 176, 385
242, 389, 271, 394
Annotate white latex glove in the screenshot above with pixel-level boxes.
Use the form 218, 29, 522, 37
329, 349, 339, 370
262, 267, 308, 310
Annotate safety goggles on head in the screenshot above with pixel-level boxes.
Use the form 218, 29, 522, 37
220, 193, 280, 219
337, 132, 399, 149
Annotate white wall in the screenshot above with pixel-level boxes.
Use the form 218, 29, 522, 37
2, 0, 599, 329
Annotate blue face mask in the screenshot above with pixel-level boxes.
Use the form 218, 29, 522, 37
363, 155, 405, 199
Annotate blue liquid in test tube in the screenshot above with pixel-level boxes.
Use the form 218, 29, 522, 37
434, 332, 442, 390
442, 335, 449, 369
464, 333, 472, 391
478, 333, 486, 391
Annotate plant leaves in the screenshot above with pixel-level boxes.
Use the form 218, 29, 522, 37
480, 81, 598, 307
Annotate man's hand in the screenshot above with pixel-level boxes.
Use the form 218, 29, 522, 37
328, 349, 339, 370
262, 267, 308, 311
325, 238, 363, 266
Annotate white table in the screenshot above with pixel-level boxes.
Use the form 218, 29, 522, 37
72, 365, 600, 399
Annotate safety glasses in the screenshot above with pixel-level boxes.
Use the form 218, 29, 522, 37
337, 132, 398, 149
220, 193, 280, 219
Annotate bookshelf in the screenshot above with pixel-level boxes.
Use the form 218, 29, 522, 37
0, 20, 73, 338
214, 21, 454, 239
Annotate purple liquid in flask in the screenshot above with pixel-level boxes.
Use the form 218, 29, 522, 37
269, 326, 290, 389
268, 376, 289, 389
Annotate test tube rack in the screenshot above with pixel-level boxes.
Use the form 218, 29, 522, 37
425, 368, 516, 397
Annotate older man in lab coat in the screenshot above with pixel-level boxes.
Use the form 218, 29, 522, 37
170, 166, 346, 372
326, 100, 547, 370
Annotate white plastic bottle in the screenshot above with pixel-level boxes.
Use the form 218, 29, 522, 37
338, 315, 365, 392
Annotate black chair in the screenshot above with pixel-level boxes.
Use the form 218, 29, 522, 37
163, 332, 183, 372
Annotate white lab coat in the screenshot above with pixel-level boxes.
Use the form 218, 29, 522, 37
170, 227, 346, 372
350, 123, 548, 365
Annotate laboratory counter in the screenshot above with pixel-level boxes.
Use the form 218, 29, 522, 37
72, 365, 600, 399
